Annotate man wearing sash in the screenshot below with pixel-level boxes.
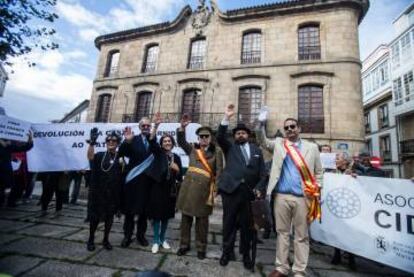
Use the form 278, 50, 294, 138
257, 118, 323, 277
176, 115, 223, 260
217, 104, 267, 271
119, 117, 155, 248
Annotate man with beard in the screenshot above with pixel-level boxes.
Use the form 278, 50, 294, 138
217, 104, 267, 271
119, 117, 154, 248
257, 117, 323, 277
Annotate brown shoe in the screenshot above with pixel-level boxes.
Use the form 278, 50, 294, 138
268, 270, 288, 277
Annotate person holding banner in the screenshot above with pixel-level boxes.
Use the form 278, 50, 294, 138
119, 117, 155, 248
257, 117, 323, 277
216, 104, 267, 271
175, 114, 223, 260
86, 130, 123, 251
146, 115, 183, 254
0, 133, 33, 207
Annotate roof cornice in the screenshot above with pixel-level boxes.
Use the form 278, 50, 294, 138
94, 5, 192, 49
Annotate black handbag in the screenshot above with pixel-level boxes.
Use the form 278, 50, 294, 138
251, 198, 272, 230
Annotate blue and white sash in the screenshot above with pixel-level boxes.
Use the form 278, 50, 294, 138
125, 154, 154, 184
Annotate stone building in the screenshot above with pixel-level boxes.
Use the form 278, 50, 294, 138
87, 0, 369, 155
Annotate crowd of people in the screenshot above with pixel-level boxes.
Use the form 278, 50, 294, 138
1, 104, 405, 277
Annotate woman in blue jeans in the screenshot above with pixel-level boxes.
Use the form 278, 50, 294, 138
147, 117, 183, 254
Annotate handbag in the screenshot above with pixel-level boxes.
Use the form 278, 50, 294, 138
250, 198, 272, 230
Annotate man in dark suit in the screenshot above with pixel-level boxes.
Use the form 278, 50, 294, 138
217, 104, 267, 271
119, 117, 155, 248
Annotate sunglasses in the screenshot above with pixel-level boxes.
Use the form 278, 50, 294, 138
140, 124, 151, 128
284, 124, 297, 131
106, 139, 118, 143
199, 135, 210, 139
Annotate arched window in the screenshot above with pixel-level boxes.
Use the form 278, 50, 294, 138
241, 31, 261, 64
238, 86, 262, 128
298, 85, 324, 133
188, 38, 206, 70
181, 89, 201, 122
134, 91, 152, 121
95, 94, 112, 122
142, 44, 159, 73
298, 24, 320, 60
104, 50, 120, 77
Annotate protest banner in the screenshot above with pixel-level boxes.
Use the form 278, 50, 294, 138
311, 173, 414, 274
0, 115, 31, 142
27, 122, 200, 172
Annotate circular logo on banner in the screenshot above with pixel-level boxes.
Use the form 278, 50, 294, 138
326, 188, 361, 219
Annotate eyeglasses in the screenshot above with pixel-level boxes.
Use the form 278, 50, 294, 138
284, 124, 297, 131
199, 135, 210, 139
140, 124, 151, 128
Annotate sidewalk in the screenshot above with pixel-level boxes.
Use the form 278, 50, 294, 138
0, 197, 411, 277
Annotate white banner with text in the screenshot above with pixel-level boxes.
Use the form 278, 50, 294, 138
0, 115, 31, 142
27, 122, 201, 172
311, 173, 414, 274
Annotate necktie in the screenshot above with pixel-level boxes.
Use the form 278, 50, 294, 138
143, 137, 149, 151
240, 144, 249, 165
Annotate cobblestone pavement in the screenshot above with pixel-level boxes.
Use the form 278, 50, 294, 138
0, 190, 412, 277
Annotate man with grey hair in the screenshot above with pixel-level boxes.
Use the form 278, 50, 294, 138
119, 117, 155, 248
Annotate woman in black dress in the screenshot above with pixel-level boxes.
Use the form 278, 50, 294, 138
147, 117, 183, 254
86, 130, 122, 251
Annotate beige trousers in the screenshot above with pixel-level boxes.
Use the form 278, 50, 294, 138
274, 193, 310, 277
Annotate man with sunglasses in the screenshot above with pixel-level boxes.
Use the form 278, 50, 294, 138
118, 117, 154, 248
257, 117, 323, 277
217, 104, 267, 271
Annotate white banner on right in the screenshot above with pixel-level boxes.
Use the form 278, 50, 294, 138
311, 173, 414, 274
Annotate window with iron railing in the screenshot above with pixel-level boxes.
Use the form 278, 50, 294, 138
181, 89, 201, 122
188, 38, 206, 70
142, 45, 159, 73
380, 135, 391, 162
298, 25, 321, 60
238, 86, 262, 128
104, 51, 120, 77
134, 91, 152, 121
298, 85, 324, 133
378, 104, 389, 129
241, 31, 261, 64
95, 94, 112, 122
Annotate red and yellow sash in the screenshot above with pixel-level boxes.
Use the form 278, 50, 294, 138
283, 139, 321, 223
194, 149, 216, 206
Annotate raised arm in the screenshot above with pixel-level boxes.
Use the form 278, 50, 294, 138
176, 115, 193, 155
256, 123, 276, 153
313, 145, 323, 188
87, 144, 95, 161
216, 104, 235, 153
8, 132, 34, 152
118, 126, 134, 158
148, 113, 162, 155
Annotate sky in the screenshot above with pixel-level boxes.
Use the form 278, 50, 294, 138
0, 0, 412, 123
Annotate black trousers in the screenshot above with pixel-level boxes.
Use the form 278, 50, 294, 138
0, 170, 13, 206
40, 173, 64, 211
221, 184, 254, 257
123, 213, 147, 239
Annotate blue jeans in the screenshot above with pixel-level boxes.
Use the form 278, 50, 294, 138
152, 220, 169, 244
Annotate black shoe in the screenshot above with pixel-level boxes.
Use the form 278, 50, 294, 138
177, 247, 190, 256
197, 251, 206, 260
137, 236, 149, 247
121, 237, 132, 248
87, 241, 95, 251
243, 255, 254, 271
103, 240, 113, 250
219, 254, 230, 266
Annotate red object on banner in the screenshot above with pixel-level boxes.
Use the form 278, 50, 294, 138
370, 156, 382, 168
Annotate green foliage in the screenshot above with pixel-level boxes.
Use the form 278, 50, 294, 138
0, 0, 59, 68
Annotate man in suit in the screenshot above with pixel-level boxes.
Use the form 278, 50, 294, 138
119, 117, 154, 248
257, 118, 323, 277
217, 104, 267, 271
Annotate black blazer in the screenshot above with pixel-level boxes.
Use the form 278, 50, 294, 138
118, 134, 158, 180
216, 124, 267, 194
